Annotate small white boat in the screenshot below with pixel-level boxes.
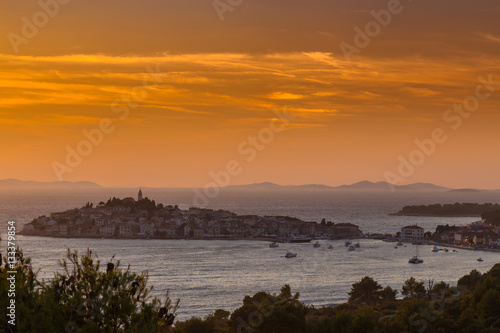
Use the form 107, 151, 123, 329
327, 245, 333, 249
345, 240, 352, 247
313, 241, 321, 248
348, 245, 356, 251
431, 245, 439, 252
269, 242, 279, 248
477, 257, 484, 262
285, 251, 297, 258
354, 242, 360, 248
397, 242, 404, 246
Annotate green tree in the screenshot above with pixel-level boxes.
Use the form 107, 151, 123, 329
171, 317, 217, 333
379, 286, 398, 302
401, 277, 426, 298
431, 281, 450, 296
458, 269, 482, 290
1, 248, 178, 332
348, 276, 383, 305
229, 285, 307, 333
479, 289, 500, 318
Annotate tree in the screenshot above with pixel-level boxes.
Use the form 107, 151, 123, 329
431, 281, 450, 296
401, 277, 426, 298
171, 317, 217, 333
1, 248, 178, 332
457, 269, 482, 289
348, 276, 383, 305
351, 306, 378, 333
379, 286, 398, 302
479, 289, 500, 318
228, 285, 307, 333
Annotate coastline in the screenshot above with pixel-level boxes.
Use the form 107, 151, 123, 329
389, 213, 481, 217
386, 238, 500, 253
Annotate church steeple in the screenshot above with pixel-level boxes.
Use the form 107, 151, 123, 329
138, 188, 143, 201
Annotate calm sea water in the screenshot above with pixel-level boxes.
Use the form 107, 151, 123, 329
1, 188, 500, 319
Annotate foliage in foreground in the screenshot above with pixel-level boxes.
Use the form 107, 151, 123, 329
173, 264, 500, 333
0, 248, 178, 332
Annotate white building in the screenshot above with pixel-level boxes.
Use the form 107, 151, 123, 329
99, 225, 116, 237
401, 225, 425, 241
119, 224, 133, 237
139, 223, 155, 235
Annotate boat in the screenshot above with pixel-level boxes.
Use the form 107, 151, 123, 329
348, 245, 356, 251
409, 256, 424, 264
354, 242, 360, 248
327, 245, 333, 249
397, 242, 404, 246
431, 245, 439, 252
409, 244, 423, 264
477, 257, 484, 262
394, 246, 398, 249
345, 240, 352, 247
289, 235, 313, 243
313, 241, 321, 248
269, 242, 279, 248
285, 251, 297, 258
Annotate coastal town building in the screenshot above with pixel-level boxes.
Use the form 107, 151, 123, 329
401, 225, 424, 241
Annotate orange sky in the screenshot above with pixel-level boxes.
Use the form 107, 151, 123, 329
1, 0, 500, 188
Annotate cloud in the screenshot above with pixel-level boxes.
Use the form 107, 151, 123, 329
267, 92, 305, 100
479, 33, 500, 43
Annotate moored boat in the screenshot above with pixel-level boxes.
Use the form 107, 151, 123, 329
409, 244, 423, 264
409, 256, 423, 264
289, 235, 313, 243
285, 251, 297, 258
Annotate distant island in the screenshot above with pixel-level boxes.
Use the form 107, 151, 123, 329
0, 178, 102, 189
447, 188, 482, 193
227, 180, 451, 191
20, 190, 362, 240
391, 202, 500, 217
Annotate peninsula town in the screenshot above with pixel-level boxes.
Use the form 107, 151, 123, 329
20, 190, 362, 240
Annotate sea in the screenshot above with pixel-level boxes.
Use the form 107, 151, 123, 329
1, 187, 500, 320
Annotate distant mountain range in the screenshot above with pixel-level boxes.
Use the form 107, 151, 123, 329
0, 178, 102, 188
226, 181, 452, 191
1, 178, 494, 191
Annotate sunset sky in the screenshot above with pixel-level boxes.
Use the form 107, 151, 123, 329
1, 0, 500, 188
